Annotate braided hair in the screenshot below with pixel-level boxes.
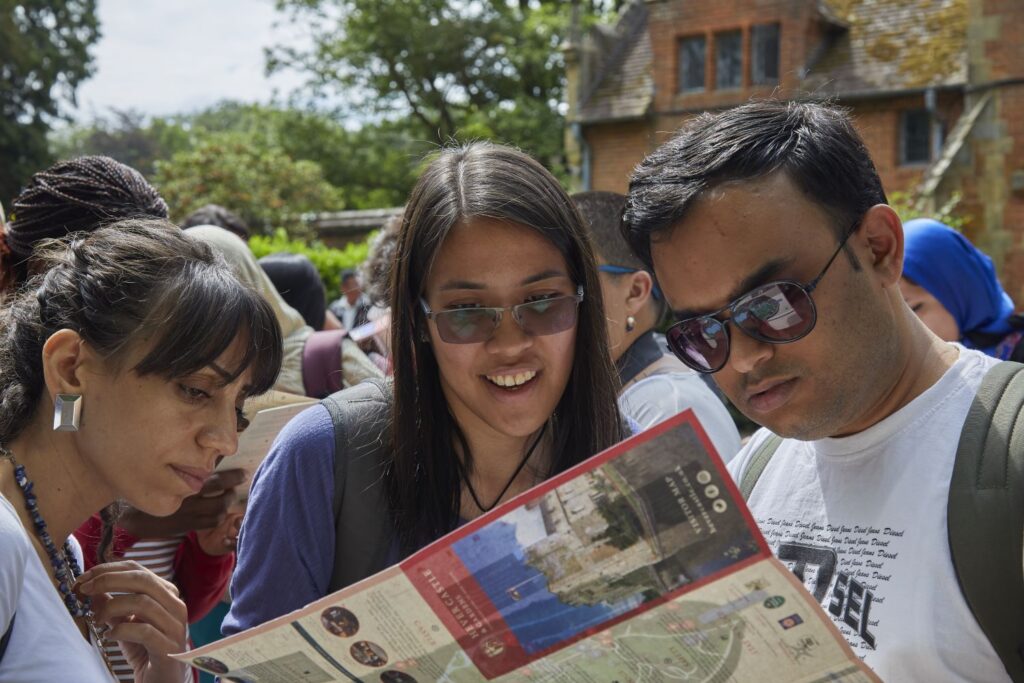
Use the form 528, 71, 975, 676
0, 219, 283, 559
3, 156, 168, 290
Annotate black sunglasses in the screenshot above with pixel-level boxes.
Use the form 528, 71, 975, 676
665, 219, 861, 373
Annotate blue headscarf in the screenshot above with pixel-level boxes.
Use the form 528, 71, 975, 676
902, 218, 1016, 353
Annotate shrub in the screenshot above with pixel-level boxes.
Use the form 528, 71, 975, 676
249, 229, 374, 294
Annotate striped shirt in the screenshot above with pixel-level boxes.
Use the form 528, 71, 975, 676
103, 537, 192, 683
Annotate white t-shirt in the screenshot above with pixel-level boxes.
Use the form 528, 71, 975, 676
0, 493, 115, 682
728, 346, 1010, 682
619, 370, 742, 462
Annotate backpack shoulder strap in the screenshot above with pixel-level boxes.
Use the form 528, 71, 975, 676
321, 379, 394, 592
739, 432, 783, 500
303, 329, 348, 399
948, 360, 1024, 680
0, 613, 13, 663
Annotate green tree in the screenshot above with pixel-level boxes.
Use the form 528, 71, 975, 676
57, 102, 423, 211
154, 130, 344, 235
268, 0, 617, 174
0, 0, 100, 204
181, 102, 423, 208
50, 109, 190, 178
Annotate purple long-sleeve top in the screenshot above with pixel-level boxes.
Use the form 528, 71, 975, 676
223, 404, 341, 635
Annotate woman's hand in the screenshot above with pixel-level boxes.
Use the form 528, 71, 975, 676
118, 469, 246, 539
74, 561, 188, 683
194, 508, 245, 556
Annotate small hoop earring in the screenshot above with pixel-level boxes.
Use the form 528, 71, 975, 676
625, 316, 636, 333
53, 394, 82, 432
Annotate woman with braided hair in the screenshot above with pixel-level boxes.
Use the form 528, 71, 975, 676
0, 156, 168, 292
2, 157, 249, 682
0, 219, 283, 681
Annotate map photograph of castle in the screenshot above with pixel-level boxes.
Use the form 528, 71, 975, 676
448, 420, 763, 656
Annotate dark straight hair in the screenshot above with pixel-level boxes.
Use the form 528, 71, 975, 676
622, 99, 887, 269
388, 142, 625, 551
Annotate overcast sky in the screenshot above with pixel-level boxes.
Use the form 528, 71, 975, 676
72, 0, 311, 120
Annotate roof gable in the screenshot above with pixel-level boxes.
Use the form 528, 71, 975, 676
804, 0, 968, 95
573, 0, 968, 126
576, 2, 653, 123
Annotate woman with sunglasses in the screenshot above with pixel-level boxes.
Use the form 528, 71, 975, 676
224, 142, 626, 634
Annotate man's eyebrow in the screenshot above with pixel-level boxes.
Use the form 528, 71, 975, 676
671, 257, 794, 320
439, 270, 569, 291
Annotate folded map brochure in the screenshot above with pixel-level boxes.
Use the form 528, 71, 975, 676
348, 314, 390, 344
215, 391, 317, 501
182, 411, 880, 683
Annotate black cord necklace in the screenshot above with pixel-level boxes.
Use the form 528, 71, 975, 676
458, 423, 548, 513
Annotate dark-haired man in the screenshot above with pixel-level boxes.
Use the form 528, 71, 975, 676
572, 190, 740, 460
181, 203, 251, 240
329, 269, 372, 331
622, 100, 1012, 681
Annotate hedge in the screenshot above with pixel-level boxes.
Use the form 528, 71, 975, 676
248, 228, 374, 294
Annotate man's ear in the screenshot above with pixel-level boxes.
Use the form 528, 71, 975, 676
857, 204, 904, 287
40, 329, 91, 398
624, 270, 654, 317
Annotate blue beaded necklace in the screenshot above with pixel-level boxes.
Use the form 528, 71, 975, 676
1, 445, 116, 676
4, 449, 91, 617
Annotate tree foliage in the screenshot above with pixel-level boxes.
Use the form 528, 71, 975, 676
50, 108, 190, 179
55, 102, 424, 216
268, 0, 620, 173
180, 102, 425, 209
154, 130, 344, 235
0, 0, 100, 204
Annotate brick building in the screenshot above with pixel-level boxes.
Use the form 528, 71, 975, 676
565, 0, 1024, 297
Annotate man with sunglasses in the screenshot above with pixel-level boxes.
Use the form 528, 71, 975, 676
572, 190, 741, 461
622, 100, 1011, 682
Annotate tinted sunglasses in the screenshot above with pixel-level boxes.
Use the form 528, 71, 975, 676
666, 220, 860, 373
421, 286, 584, 344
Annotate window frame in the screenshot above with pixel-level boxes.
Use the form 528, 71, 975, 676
900, 109, 933, 166
677, 34, 707, 93
751, 23, 781, 86
713, 29, 743, 91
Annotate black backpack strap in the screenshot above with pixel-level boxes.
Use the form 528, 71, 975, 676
948, 360, 1024, 680
321, 379, 394, 593
0, 613, 13, 663
739, 432, 783, 500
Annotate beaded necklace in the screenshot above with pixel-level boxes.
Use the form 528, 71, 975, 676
1, 445, 116, 676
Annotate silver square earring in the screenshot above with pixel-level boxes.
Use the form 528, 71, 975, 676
53, 394, 82, 432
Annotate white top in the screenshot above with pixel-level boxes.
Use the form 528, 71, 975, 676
330, 294, 370, 331
0, 493, 116, 682
619, 370, 742, 462
728, 346, 1010, 682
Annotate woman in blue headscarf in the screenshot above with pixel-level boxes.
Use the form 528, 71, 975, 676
900, 218, 1024, 360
